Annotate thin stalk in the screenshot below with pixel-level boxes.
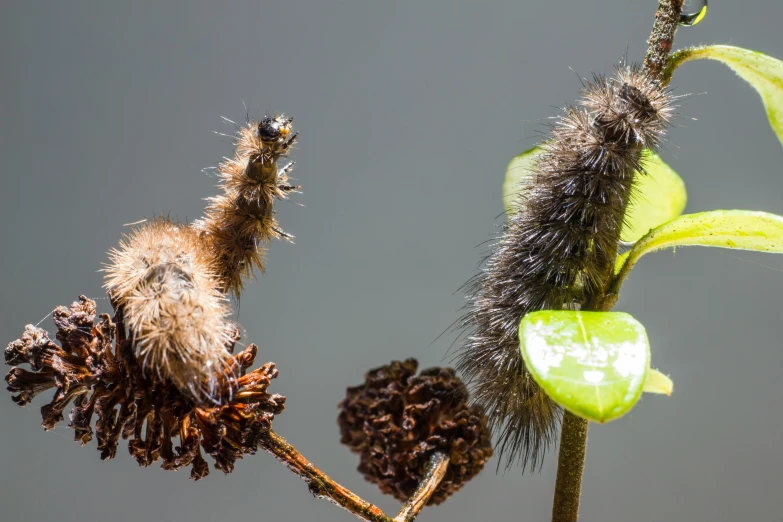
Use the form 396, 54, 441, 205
259, 430, 450, 522
551, 412, 589, 522
551, 2, 686, 521
644, 0, 685, 81
661, 45, 709, 86
259, 430, 393, 522
393, 452, 450, 522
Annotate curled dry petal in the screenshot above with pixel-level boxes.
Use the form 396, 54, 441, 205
4, 296, 285, 480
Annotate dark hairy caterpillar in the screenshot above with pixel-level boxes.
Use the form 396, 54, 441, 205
457, 64, 675, 469
104, 115, 298, 402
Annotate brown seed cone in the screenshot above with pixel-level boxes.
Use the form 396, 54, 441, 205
4, 296, 285, 480
337, 359, 493, 505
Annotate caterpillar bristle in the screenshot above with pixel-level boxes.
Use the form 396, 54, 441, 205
457, 63, 675, 469
104, 218, 233, 401
104, 113, 299, 403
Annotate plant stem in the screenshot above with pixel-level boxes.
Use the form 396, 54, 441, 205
259, 430, 393, 522
551, 412, 589, 522
393, 452, 450, 522
644, 0, 685, 81
259, 430, 451, 522
604, 0, 688, 303
551, 3, 686, 522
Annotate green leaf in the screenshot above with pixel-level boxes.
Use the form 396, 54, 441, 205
643, 369, 673, 396
502, 146, 542, 214
666, 45, 783, 147
519, 310, 650, 423
503, 148, 687, 243
622, 151, 687, 243
616, 210, 783, 281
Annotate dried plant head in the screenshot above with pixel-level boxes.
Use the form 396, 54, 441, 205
5, 296, 285, 479
338, 359, 493, 505
195, 114, 299, 297
104, 218, 233, 401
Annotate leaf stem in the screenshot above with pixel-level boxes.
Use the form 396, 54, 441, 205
393, 452, 451, 522
661, 46, 709, 86
551, 411, 589, 522
608, 247, 644, 303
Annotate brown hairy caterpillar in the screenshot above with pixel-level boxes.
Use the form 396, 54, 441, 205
104, 115, 298, 402
195, 115, 299, 297
457, 64, 675, 469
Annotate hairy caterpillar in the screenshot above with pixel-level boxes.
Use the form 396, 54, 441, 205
195, 115, 298, 297
457, 65, 675, 468
104, 115, 298, 402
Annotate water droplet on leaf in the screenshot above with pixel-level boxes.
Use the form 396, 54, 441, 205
680, 0, 707, 26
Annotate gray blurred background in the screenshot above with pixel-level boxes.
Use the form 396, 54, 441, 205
2, 1, 782, 521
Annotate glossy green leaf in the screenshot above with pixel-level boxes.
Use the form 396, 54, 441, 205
503, 148, 687, 243
616, 210, 783, 280
643, 369, 673, 396
622, 152, 687, 243
519, 310, 650, 423
502, 146, 543, 213
667, 45, 783, 147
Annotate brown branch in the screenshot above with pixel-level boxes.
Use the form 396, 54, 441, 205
259, 430, 393, 522
393, 452, 450, 522
259, 430, 453, 522
643, 0, 685, 81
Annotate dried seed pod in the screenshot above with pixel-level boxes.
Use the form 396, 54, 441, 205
457, 64, 676, 469
4, 296, 285, 479
338, 359, 493, 505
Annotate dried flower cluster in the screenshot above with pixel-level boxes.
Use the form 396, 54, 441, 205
338, 359, 493, 505
5, 296, 285, 480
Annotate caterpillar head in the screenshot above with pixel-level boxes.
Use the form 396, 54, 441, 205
618, 82, 658, 120
257, 115, 294, 142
